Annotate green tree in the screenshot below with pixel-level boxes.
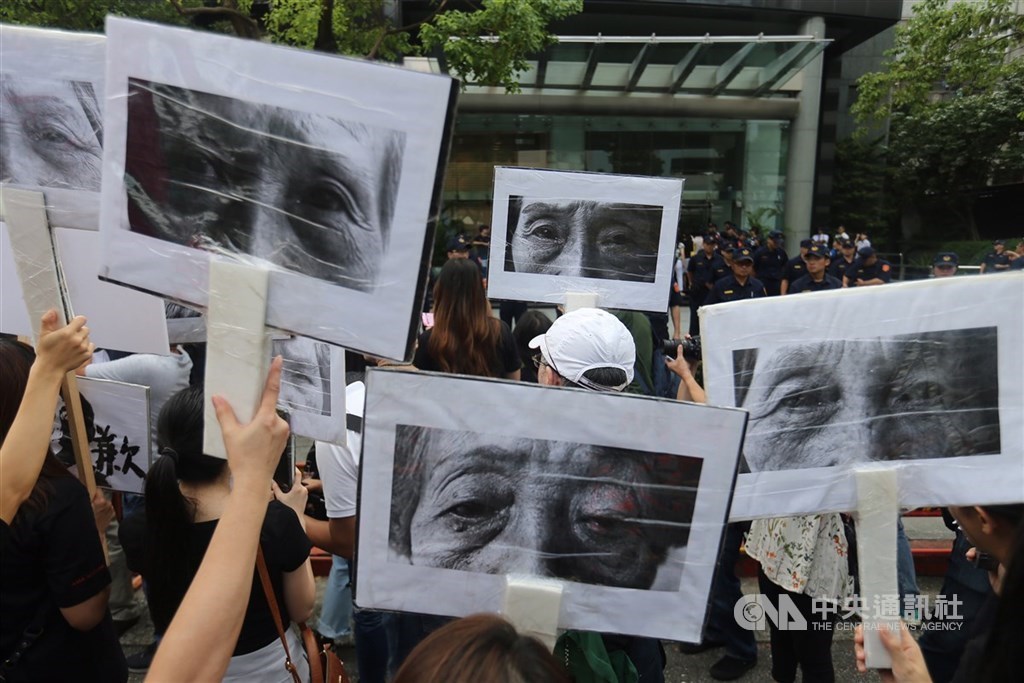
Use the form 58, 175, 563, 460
852, 0, 1024, 239
2, 1, 583, 91
830, 137, 897, 242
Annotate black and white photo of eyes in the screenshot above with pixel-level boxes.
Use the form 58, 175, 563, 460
0, 75, 103, 192
504, 196, 662, 282
732, 326, 1001, 473
123, 78, 406, 293
273, 336, 332, 418
388, 425, 702, 591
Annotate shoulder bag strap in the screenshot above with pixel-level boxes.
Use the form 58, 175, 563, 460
256, 546, 303, 683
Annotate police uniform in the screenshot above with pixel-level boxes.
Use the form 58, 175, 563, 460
752, 245, 788, 296
788, 273, 843, 293
982, 250, 1011, 272
829, 256, 856, 281
705, 273, 767, 304
686, 249, 727, 335
846, 258, 892, 285
781, 255, 807, 289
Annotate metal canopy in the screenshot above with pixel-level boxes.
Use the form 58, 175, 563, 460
425, 34, 830, 98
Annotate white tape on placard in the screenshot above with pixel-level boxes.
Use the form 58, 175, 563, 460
203, 260, 271, 459
564, 292, 599, 313
854, 467, 900, 670
503, 575, 563, 650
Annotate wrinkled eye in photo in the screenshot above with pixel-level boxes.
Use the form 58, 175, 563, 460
732, 326, 1000, 473
505, 196, 662, 283
0, 75, 102, 192
123, 78, 405, 294
388, 424, 702, 591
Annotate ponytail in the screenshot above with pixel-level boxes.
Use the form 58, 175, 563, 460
143, 385, 226, 633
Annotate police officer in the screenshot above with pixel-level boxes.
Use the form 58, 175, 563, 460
843, 246, 892, 287
685, 236, 727, 336
780, 239, 812, 295
788, 244, 842, 293
980, 239, 1011, 274
752, 230, 787, 296
706, 247, 767, 304
932, 252, 959, 278
829, 239, 857, 281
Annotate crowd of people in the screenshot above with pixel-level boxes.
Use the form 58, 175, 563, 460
2, 217, 1022, 683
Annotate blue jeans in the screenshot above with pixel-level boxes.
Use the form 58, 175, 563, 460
316, 556, 352, 639
705, 523, 757, 661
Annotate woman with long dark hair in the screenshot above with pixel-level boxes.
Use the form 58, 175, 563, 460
414, 258, 521, 379
120, 385, 315, 682
0, 335, 126, 683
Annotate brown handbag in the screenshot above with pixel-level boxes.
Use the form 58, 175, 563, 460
256, 547, 350, 683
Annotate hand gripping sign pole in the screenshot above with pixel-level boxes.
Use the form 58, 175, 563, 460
202, 260, 272, 459
3, 188, 98, 498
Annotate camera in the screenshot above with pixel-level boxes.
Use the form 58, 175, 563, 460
663, 336, 702, 361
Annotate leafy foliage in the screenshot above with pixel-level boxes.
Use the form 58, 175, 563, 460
851, 0, 1024, 240
0, 0, 187, 32
421, 0, 583, 92
2, 1, 582, 89
830, 137, 897, 242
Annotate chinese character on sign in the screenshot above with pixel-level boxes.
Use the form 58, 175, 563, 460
92, 424, 118, 476
118, 436, 145, 478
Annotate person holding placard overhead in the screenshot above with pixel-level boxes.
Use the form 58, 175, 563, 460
118, 384, 315, 682
1, 327, 129, 683
1, 311, 94, 535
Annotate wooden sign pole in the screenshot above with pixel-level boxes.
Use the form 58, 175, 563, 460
4, 187, 105, 557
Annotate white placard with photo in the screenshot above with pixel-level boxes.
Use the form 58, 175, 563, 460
0, 24, 105, 229
53, 227, 169, 354
74, 376, 151, 494
98, 18, 457, 361
273, 337, 347, 446
701, 273, 1024, 520
487, 167, 682, 312
355, 370, 747, 643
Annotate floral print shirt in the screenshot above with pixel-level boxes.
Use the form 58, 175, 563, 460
745, 514, 853, 601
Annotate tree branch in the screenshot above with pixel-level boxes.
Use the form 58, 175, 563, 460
367, 0, 450, 58
167, 0, 261, 39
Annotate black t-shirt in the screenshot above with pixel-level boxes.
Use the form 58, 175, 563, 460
1, 476, 124, 682
119, 500, 311, 654
0, 519, 9, 552
413, 320, 522, 377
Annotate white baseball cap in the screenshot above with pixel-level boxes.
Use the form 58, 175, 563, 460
529, 308, 635, 392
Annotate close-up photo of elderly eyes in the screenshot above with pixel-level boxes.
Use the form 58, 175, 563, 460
0, 78, 102, 191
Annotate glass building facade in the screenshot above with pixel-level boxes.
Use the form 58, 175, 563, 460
443, 114, 789, 236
